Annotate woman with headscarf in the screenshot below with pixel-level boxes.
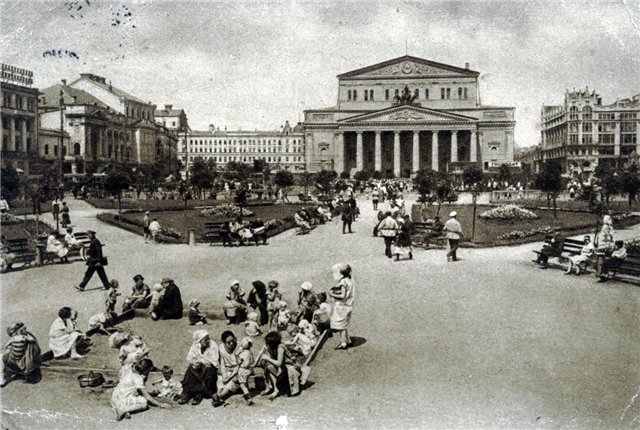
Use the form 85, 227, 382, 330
2, 322, 42, 386
111, 358, 170, 421
46, 232, 69, 263
150, 278, 183, 321
247, 280, 268, 326
48, 307, 85, 359
330, 263, 355, 350
259, 331, 301, 400
595, 214, 615, 277
178, 330, 219, 405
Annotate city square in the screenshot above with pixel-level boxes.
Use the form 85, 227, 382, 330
1, 1, 640, 429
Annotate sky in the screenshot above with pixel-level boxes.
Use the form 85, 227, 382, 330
1, 0, 639, 147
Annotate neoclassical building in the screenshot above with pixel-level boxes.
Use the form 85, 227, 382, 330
303, 55, 515, 176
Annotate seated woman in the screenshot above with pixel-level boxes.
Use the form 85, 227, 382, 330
2, 322, 42, 386
46, 232, 69, 263
229, 217, 250, 246
150, 278, 183, 320
259, 331, 302, 400
223, 280, 247, 325
597, 240, 628, 282
247, 280, 268, 326
111, 358, 171, 421
249, 218, 268, 245
294, 211, 311, 233
566, 235, 595, 275
178, 330, 219, 405
48, 307, 87, 359
122, 274, 151, 312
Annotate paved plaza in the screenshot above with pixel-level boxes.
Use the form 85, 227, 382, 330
1, 197, 639, 429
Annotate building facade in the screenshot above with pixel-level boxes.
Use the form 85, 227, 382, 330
540, 89, 640, 179
303, 55, 516, 176
1, 64, 39, 174
180, 121, 304, 174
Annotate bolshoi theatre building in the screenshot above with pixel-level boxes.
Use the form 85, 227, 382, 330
303, 55, 515, 176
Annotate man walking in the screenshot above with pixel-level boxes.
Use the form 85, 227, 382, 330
77, 230, 110, 291
377, 211, 399, 258
443, 211, 463, 262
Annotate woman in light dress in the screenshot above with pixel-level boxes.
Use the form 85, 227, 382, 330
48, 307, 85, 359
111, 358, 170, 421
329, 263, 355, 350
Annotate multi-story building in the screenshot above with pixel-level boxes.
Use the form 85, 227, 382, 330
1, 64, 39, 174
180, 121, 305, 174
540, 89, 640, 179
303, 55, 516, 176
155, 104, 188, 132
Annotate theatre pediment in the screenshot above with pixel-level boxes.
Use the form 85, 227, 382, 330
340, 106, 477, 125
338, 56, 478, 79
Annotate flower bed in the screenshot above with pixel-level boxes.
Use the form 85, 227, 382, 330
200, 204, 253, 218
0, 213, 22, 225
480, 204, 538, 221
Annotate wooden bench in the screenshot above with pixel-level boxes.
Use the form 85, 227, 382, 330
597, 249, 640, 284
65, 231, 92, 261
411, 221, 445, 249
5, 238, 37, 269
202, 221, 229, 245
533, 237, 596, 271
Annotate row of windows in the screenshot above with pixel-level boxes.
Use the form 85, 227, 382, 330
346, 87, 470, 101
126, 105, 153, 121
184, 156, 303, 163
187, 138, 301, 145
569, 108, 638, 121
568, 121, 637, 133
187, 146, 301, 154
2, 93, 36, 111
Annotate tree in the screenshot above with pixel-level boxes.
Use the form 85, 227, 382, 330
497, 163, 512, 185
620, 164, 640, 209
353, 170, 371, 183
253, 158, 268, 175
190, 157, 215, 199
104, 164, 131, 215
274, 170, 294, 189
0, 164, 23, 203
414, 168, 437, 205
463, 165, 485, 240
534, 161, 563, 218
315, 170, 337, 195
225, 161, 253, 182
234, 186, 248, 216
372, 170, 382, 180
433, 174, 458, 216
594, 164, 621, 206
339, 171, 350, 180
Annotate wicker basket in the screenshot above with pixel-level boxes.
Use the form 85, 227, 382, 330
77, 371, 105, 388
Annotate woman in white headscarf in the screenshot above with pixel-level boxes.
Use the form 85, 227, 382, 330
595, 214, 615, 276
177, 330, 219, 405
329, 263, 355, 350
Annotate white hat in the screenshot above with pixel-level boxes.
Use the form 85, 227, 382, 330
230, 279, 240, 287
449, 211, 457, 218
301, 281, 313, 291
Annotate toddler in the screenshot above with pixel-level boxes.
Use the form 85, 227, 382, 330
237, 337, 255, 405
244, 312, 262, 337
118, 334, 150, 364
266, 280, 282, 330
149, 283, 164, 310
87, 311, 117, 335
188, 300, 208, 325
298, 319, 318, 348
277, 301, 291, 332
105, 279, 121, 315
312, 292, 332, 334
285, 324, 313, 357
151, 366, 182, 400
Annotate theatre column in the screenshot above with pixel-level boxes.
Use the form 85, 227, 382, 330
356, 131, 363, 172
431, 130, 439, 171
451, 130, 458, 163
470, 130, 477, 162
8, 117, 16, 152
393, 131, 400, 176
412, 131, 420, 172
335, 132, 344, 173
374, 131, 382, 172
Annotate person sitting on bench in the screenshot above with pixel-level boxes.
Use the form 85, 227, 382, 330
423, 216, 445, 247
565, 235, 595, 275
597, 240, 627, 282
533, 231, 564, 269
294, 211, 311, 233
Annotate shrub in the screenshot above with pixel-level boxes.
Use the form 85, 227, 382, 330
497, 225, 559, 241
480, 204, 538, 221
159, 226, 182, 239
0, 213, 22, 225
200, 204, 254, 218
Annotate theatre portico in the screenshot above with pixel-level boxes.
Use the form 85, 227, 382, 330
304, 55, 516, 176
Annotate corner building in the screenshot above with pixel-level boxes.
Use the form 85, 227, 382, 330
303, 55, 515, 176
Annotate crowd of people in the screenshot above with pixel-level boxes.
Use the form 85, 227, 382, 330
1, 261, 356, 422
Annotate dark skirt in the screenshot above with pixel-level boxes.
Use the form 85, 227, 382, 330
181, 364, 217, 399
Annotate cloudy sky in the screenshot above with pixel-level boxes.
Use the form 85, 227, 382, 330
1, 0, 639, 147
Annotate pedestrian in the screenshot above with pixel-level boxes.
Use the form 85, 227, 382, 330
376, 211, 399, 258
443, 211, 463, 262
60, 202, 71, 228
148, 218, 160, 243
341, 201, 353, 234
77, 230, 110, 291
52, 198, 60, 224
329, 263, 355, 350
371, 188, 379, 211
142, 211, 151, 243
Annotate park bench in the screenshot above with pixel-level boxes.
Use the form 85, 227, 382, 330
5, 238, 37, 269
411, 221, 445, 249
64, 231, 92, 261
533, 236, 596, 271
298, 192, 314, 203
202, 221, 232, 246
597, 249, 640, 284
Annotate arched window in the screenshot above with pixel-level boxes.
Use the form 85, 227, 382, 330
369, 89, 374, 100
347, 90, 351, 100
458, 87, 462, 99
414, 89, 419, 99
74, 142, 81, 155
464, 88, 468, 99
353, 90, 357, 100
320, 148, 327, 161
441, 88, 445, 99
425, 89, 429, 99
364, 90, 368, 101
446, 88, 451, 99
385, 89, 389, 100
569, 106, 578, 120
582, 105, 592, 120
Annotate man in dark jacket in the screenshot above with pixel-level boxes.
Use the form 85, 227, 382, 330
151, 277, 183, 320
534, 231, 564, 269
77, 230, 110, 291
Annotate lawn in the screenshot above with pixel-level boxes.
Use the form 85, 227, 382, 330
413, 203, 639, 245
102, 204, 304, 243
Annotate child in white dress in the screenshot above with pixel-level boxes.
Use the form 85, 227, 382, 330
237, 337, 254, 405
